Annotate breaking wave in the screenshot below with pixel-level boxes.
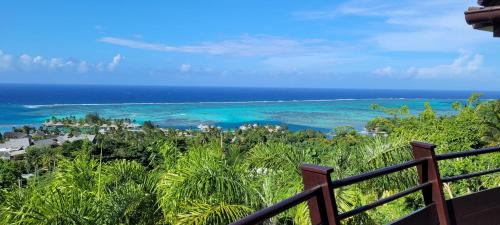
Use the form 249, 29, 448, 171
22, 98, 414, 109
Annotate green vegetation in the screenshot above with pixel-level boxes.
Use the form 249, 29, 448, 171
0, 95, 498, 225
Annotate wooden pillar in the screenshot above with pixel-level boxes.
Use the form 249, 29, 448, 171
300, 164, 339, 225
411, 141, 451, 225
494, 24, 500, 38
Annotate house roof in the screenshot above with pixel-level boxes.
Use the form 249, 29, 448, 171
0, 138, 31, 150
3, 132, 29, 139
33, 138, 56, 148
478, 0, 500, 7
465, 5, 500, 37
57, 134, 96, 144
31, 130, 47, 137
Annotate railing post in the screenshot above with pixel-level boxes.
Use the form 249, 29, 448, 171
300, 164, 339, 225
411, 141, 451, 225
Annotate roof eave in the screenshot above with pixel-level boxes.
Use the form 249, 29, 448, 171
465, 6, 500, 37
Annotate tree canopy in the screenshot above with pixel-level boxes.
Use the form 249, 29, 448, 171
0, 96, 498, 224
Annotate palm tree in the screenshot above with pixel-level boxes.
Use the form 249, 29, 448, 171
0, 154, 160, 225
156, 143, 255, 224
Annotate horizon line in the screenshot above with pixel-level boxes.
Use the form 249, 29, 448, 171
0, 82, 499, 93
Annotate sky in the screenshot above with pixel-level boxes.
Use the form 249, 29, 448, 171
0, 0, 499, 90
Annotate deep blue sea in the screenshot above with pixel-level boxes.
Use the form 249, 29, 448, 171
1, 84, 499, 133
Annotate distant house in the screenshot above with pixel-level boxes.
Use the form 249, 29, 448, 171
33, 138, 57, 148
9, 150, 26, 160
0, 137, 31, 151
239, 124, 250, 131
198, 124, 210, 132
0, 137, 32, 160
31, 130, 47, 139
198, 124, 219, 132
43, 121, 64, 127
3, 132, 29, 139
56, 134, 96, 144
125, 123, 141, 129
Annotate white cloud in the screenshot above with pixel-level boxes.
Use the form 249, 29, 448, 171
179, 64, 192, 72
99, 35, 356, 73
293, 0, 427, 20
0, 50, 122, 74
96, 62, 104, 72
294, 5, 414, 20
295, 0, 459, 20
33, 56, 45, 66
19, 54, 32, 66
77, 61, 89, 73
295, 0, 494, 52
406, 51, 483, 78
371, 13, 491, 52
377, 51, 484, 79
0, 50, 13, 71
48, 58, 65, 68
374, 66, 393, 76
99, 35, 340, 57
107, 54, 121, 71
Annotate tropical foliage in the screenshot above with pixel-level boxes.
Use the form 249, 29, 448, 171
0, 95, 498, 224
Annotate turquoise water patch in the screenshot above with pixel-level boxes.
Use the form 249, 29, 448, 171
0, 99, 461, 133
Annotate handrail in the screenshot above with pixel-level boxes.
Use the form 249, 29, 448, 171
436, 146, 499, 160
230, 185, 322, 225
436, 146, 499, 183
442, 167, 500, 183
232, 143, 500, 225
338, 181, 433, 219
330, 158, 426, 188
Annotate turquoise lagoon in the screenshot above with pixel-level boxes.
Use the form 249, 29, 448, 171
1, 84, 497, 133
1, 99, 461, 133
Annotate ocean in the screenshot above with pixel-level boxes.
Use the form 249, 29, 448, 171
1, 84, 499, 133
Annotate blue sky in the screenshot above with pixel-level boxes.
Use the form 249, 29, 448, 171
0, 0, 499, 90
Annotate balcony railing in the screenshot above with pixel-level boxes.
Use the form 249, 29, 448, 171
231, 142, 500, 225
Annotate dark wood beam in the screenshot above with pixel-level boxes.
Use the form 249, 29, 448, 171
478, 0, 500, 7
495, 24, 500, 37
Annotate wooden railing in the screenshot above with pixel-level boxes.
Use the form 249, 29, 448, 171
231, 142, 500, 225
